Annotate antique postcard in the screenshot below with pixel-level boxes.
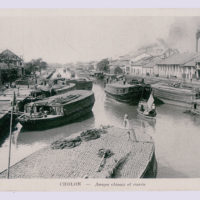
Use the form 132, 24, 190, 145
0, 8, 200, 191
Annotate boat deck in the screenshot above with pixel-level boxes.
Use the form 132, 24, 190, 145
19, 114, 62, 120
107, 82, 138, 88
30, 90, 94, 106
152, 83, 196, 94
0, 127, 156, 178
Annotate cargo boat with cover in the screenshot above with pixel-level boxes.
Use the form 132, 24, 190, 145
151, 82, 200, 108
52, 77, 93, 90
17, 90, 95, 130
104, 81, 151, 104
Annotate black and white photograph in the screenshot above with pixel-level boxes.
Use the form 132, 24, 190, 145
1, 9, 200, 191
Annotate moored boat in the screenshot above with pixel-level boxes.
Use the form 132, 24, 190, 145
151, 82, 200, 108
66, 78, 93, 90
52, 83, 76, 94
104, 81, 151, 104
52, 77, 93, 90
17, 90, 95, 130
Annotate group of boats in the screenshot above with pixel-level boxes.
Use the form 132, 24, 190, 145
0, 74, 95, 131
3, 69, 200, 131
104, 79, 157, 120
104, 77, 200, 120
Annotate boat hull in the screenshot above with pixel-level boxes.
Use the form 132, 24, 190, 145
152, 84, 199, 108
54, 84, 76, 95
66, 79, 93, 90
105, 90, 141, 103
104, 82, 151, 104
154, 96, 193, 108
18, 105, 94, 131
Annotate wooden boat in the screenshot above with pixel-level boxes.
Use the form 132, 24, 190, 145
137, 93, 157, 120
17, 90, 95, 130
151, 82, 200, 108
52, 83, 76, 94
16, 83, 76, 112
35, 82, 75, 96
53, 77, 93, 90
66, 78, 93, 90
104, 81, 151, 104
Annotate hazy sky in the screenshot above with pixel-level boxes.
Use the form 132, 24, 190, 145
0, 15, 200, 63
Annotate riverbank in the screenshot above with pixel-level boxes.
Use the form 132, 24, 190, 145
0, 126, 156, 178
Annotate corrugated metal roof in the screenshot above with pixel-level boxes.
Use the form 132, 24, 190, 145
157, 52, 200, 65
132, 56, 162, 68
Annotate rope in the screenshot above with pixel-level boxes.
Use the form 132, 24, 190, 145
51, 126, 110, 150
51, 136, 82, 149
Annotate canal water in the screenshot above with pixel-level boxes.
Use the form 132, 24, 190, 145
1, 80, 200, 178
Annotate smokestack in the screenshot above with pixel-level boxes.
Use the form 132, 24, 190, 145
196, 30, 200, 52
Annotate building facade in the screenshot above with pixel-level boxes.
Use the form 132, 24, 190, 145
0, 49, 25, 85
155, 52, 200, 80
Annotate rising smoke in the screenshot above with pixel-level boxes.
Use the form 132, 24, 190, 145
165, 17, 200, 52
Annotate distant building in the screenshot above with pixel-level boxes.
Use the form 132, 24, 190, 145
195, 58, 200, 78
155, 52, 200, 80
0, 49, 24, 76
130, 56, 162, 76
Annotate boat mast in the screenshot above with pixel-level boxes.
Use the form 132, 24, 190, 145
7, 91, 15, 179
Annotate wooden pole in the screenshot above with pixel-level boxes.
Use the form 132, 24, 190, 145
0, 66, 2, 86
7, 93, 14, 179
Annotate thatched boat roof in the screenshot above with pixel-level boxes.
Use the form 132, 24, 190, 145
27, 90, 94, 107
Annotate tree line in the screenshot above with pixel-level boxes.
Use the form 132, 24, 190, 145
24, 58, 48, 75
0, 58, 48, 85
96, 58, 123, 74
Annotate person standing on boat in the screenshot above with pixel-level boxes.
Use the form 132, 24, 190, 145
30, 103, 34, 118
123, 76, 126, 85
194, 102, 197, 110
39, 107, 44, 117
123, 114, 129, 129
140, 104, 145, 112
106, 77, 109, 84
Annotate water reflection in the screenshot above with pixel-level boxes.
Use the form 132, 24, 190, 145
0, 127, 9, 147
18, 112, 95, 145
